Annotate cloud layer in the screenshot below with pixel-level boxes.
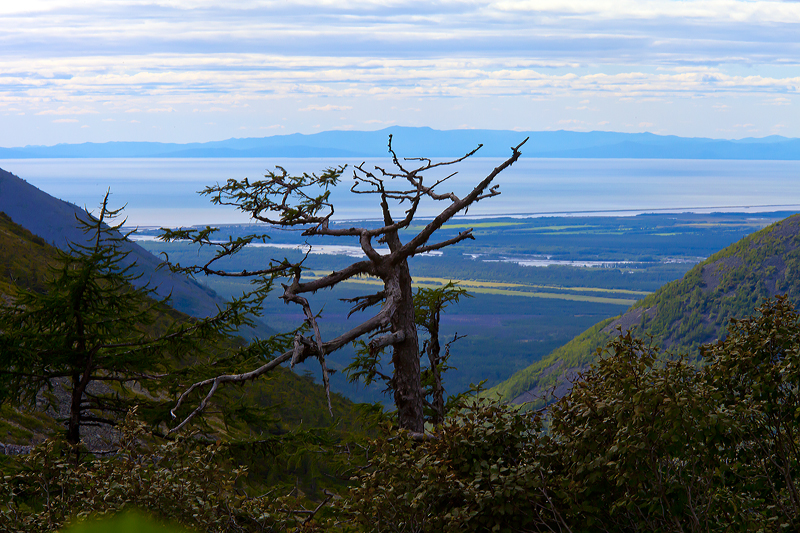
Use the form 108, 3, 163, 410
0, 1, 798, 144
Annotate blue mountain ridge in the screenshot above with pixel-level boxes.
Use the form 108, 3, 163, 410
1, 127, 797, 159
0, 167, 259, 326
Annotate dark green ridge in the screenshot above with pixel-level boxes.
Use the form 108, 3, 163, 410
492, 213, 800, 406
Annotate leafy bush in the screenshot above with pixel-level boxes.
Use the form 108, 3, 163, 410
345, 398, 564, 533
0, 411, 332, 532
346, 297, 800, 532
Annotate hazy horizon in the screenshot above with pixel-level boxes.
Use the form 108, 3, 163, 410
3, 126, 798, 151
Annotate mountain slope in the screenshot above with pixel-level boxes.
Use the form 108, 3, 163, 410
0, 167, 236, 321
493, 213, 800, 405
0, 212, 364, 447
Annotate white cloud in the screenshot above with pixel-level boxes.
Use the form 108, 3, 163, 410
0, 1, 798, 142
52, 118, 78, 123
299, 104, 354, 111
36, 106, 97, 115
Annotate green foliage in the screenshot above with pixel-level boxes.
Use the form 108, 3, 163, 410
342, 298, 800, 532
344, 398, 558, 533
549, 333, 753, 531
0, 194, 251, 444
9, 297, 800, 532
702, 295, 800, 524
0, 411, 335, 532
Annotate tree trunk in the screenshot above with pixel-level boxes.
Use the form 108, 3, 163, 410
427, 311, 445, 426
68, 372, 83, 445
390, 259, 424, 433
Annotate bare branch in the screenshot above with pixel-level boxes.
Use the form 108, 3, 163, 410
368, 331, 405, 355
343, 291, 386, 317
412, 230, 476, 256
398, 137, 528, 260
169, 288, 398, 433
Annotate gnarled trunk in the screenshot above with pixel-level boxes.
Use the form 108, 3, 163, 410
386, 256, 423, 432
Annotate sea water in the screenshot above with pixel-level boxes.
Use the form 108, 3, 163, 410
1, 157, 799, 227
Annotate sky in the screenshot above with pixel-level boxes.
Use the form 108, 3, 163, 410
1, 0, 799, 147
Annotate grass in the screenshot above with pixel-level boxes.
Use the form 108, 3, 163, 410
406, 221, 525, 231
519, 225, 598, 232
676, 222, 772, 229
302, 271, 641, 306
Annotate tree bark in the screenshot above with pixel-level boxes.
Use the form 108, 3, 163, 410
389, 258, 424, 433
68, 372, 83, 445
427, 309, 444, 426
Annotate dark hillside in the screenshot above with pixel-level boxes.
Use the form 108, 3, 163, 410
0, 168, 232, 321
0, 213, 363, 449
493, 213, 800, 405
0, 211, 57, 297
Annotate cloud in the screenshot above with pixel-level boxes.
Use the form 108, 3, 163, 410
2, 1, 800, 141
36, 106, 97, 115
299, 104, 354, 111
639, 122, 654, 128
52, 118, 78, 123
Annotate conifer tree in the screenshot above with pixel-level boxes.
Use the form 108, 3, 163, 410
0, 193, 239, 445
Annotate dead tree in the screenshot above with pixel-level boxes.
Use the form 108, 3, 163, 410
165, 135, 527, 433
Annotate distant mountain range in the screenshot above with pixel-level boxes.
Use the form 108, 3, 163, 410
492, 213, 800, 406
2, 127, 800, 160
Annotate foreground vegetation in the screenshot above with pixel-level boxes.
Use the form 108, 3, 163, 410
4, 296, 800, 532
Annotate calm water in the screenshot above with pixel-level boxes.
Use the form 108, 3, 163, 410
2, 157, 799, 227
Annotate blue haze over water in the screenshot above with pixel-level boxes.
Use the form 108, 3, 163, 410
1, 157, 799, 227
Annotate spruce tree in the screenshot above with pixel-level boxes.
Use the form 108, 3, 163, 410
0, 193, 236, 445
